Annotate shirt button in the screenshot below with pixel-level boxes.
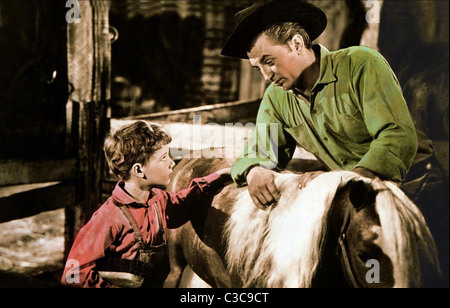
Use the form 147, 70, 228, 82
342, 160, 348, 165
323, 137, 328, 142
311, 109, 317, 115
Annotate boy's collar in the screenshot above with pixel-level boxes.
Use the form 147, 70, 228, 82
112, 181, 151, 207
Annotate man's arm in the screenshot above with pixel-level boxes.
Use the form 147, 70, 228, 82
231, 86, 297, 209
231, 86, 296, 186
352, 49, 418, 182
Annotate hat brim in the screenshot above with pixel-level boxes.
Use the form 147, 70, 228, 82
221, 0, 327, 59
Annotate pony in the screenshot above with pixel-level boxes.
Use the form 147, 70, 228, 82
164, 156, 440, 288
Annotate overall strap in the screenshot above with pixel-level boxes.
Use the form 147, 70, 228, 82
151, 202, 166, 243
111, 199, 146, 249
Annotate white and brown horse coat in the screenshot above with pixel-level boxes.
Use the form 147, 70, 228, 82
224, 171, 437, 287
167, 168, 438, 288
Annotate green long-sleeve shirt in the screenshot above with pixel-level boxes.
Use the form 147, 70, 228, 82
232, 45, 419, 184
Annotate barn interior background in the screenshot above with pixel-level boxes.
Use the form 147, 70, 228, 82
0, 0, 448, 287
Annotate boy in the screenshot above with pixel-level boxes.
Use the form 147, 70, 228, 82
61, 120, 230, 288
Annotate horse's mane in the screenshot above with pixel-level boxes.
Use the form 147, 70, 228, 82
223, 171, 438, 288
373, 180, 439, 287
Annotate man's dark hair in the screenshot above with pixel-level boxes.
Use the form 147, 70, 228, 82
247, 22, 312, 52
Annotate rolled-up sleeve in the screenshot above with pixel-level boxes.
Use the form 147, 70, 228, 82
231, 88, 296, 185
353, 51, 418, 182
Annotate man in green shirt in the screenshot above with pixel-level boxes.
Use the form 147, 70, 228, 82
221, 0, 435, 210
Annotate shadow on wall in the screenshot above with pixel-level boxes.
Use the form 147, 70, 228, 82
378, 0, 449, 141
110, 11, 205, 117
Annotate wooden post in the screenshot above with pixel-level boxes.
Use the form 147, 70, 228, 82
64, 0, 111, 259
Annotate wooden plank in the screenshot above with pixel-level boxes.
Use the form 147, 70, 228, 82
0, 159, 77, 186
0, 181, 76, 223
122, 98, 261, 124
239, 59, 266, 101
64, 0, 111, 260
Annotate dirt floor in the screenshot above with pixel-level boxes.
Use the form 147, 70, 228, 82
0, 209, 64, 287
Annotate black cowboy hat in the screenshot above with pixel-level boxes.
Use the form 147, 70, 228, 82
221, 0, 327, 59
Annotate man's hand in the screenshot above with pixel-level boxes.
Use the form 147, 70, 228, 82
298, 170, 325, 189
246, 167, 280, 210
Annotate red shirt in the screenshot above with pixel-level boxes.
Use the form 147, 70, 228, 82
61, 172, 222, 288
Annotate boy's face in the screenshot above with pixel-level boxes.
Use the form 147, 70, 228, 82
141, 144, 175, 186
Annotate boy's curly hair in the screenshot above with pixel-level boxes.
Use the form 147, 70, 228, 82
103, 121, 172, 180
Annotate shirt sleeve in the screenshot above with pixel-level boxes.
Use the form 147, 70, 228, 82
231, 86, 297, 185
163, 172, 230, 228
352, 50, 418, 182
61, 205, 119, 288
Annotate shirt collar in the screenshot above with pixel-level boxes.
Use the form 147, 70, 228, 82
111, 181, 151, 207
312, 44, 337, 88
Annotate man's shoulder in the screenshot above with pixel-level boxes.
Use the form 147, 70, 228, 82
332, 45, 383, 63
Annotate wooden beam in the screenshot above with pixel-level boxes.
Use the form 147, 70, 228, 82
0, 159, 77, 186
64, 0, 111, 260
0, 181, 76, 223
239, 60, 266, 101
121, 98, 261, 124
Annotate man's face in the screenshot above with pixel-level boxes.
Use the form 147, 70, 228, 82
248, 34, 304, 91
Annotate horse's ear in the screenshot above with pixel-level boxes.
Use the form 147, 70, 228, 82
348, 180, 377, 211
